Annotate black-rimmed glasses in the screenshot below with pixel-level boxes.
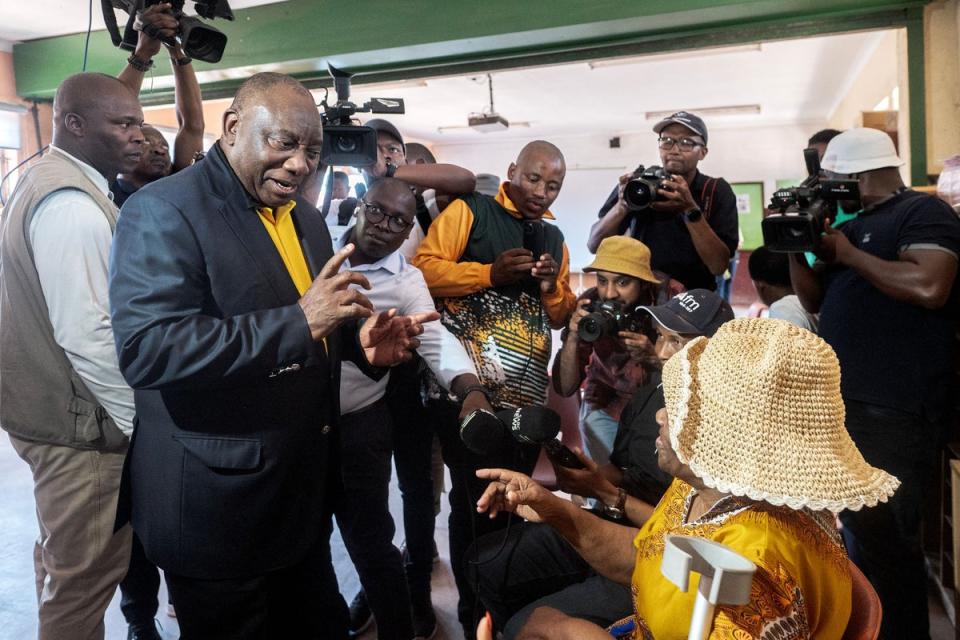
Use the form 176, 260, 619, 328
658, 136, 703, 152
361, 199, 413, 233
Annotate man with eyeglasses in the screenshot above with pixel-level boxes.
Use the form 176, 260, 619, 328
587, 111, 739, 293
336, 177, 493, 640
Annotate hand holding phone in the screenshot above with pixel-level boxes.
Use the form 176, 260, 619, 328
543, 438, 586, 469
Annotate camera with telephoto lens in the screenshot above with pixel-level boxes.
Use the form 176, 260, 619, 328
102, 0, 234, 63
577, 300, 643, 343
761, 148, 860, 253
623, 165, 671, 211
318, 65, 405, 167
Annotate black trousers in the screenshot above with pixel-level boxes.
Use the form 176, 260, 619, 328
386, 360, 435, 598
119, 532, 161, 625
164, 526, 348, 640
469, 519, 632, 638
430, 398, 540, 640
838, 400, 938, 640
335, 399, 414, 640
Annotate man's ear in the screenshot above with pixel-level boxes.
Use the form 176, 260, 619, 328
63, 112, 85, 138
507, 162, 517, 181
222, 110, 240, 146
699, 146, 708, 161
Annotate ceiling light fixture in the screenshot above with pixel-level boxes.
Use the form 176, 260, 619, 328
644, 104, 761, 120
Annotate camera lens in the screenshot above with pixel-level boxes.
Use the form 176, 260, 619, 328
623, 179, 654, 210
577, 316, 603, 343
335, 136, 358, 153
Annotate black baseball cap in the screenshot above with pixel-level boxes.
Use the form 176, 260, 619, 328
640, 289, 733, 337
652, 111, 708, 145
364, 118, 405, 152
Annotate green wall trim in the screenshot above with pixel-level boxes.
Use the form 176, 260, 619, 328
13, 0, 928, 103
906, 7, 928, 183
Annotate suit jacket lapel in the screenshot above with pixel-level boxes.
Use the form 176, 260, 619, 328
204, 145, 301, 304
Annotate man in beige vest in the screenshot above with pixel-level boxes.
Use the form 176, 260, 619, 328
0, 72, 145, 639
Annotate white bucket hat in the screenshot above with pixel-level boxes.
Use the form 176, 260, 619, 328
661, 318, 899, 514
821, 127, 904, 174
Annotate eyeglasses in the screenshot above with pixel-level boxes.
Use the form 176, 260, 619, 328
361, 199, 413, 233
658, 136, 704, 152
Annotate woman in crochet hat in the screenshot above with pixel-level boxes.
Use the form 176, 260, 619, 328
476, 318, 898, 639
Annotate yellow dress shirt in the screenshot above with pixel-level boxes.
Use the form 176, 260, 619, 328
256, 201, 313, 296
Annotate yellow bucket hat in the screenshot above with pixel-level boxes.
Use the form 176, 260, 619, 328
661, 317, 899, 514
584, 236, 661, 284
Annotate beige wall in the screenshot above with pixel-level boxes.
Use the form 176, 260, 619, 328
0, 50, 51, 162
925, 0, 960, 174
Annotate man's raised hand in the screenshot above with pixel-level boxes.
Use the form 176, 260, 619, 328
298, 243, 374, 341
360, 308, 440, 367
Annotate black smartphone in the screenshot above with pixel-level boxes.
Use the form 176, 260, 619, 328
543, 439, 586, 469
522, 220, 545, 259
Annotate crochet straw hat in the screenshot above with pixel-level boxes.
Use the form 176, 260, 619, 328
661, 317, 899, 513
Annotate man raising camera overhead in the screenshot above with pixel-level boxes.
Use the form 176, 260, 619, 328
552, 236, 661, 468
587, 111, 739, 292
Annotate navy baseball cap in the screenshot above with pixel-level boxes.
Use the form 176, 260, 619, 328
365, 118, 405, 152
641, 289, 733, 337
652, 111, 708, 145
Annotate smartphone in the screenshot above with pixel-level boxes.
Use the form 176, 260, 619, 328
543, 439, 586, 469
522, 220, 545, 259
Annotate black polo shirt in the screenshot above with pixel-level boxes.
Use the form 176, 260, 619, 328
818, 190, 960, 423
110, 177, 139, 208
597, 170, 739, 291
609, 370, 672, 506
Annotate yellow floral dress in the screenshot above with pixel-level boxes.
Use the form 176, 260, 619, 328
629, 479, 851, 639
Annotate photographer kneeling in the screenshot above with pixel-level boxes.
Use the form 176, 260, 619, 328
553, 236, 660, 466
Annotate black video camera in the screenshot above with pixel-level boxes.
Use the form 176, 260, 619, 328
577, 300, 644, 343
761, 148, 860, 253
318, 65, 405, 167
623, 165, 670, 211
102, 0, 233, 64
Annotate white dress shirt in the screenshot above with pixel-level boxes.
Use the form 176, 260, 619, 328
28, 146, 136, 434
338, 229, 476, 415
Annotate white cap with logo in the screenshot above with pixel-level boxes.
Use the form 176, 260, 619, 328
821, 127, 904, 174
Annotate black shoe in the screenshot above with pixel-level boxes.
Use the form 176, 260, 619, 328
348, 590, 374, 635
411, 591, 437, 640
127, 621, 162, 640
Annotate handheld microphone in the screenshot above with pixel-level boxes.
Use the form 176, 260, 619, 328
459, 408, 507, 456
496, 406, 560, 445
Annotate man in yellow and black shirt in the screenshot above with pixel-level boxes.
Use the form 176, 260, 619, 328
412, 139, 576, 638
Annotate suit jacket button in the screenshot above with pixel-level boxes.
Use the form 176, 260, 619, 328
321, 425, 331, 435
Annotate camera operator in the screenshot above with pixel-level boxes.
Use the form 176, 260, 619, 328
587, 112, 738, 292
114, 2, 205, 209
469, 289, 733, 638
552, 236, 660, 467
412, 140, 576, 639
789, 127, 960, 639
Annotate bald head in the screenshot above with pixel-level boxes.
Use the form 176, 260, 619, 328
230, 72, 316, 116
52, 72, 144, 180
506, 140, 566, 219
515, 140, 565, 169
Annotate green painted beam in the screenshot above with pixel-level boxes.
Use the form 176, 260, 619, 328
905, 6, 928, 183
13, 0, 928, 102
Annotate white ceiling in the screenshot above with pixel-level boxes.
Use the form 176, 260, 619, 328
338, 31, 886, 145
0, 0, 286, 47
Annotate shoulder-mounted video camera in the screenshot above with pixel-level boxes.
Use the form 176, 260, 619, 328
623, 164, 671, 211
102, 0, 233, 64
578, 299, 645, 343
761, 148, 860, 252
318, 65, 405, 167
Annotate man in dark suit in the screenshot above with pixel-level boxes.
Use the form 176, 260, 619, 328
108, 72, 434, 640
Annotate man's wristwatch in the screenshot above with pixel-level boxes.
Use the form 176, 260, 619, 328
459, 384, 491, 404
602, 487, 627, 520
127, 54, 155, 72
683, 208, 703, 223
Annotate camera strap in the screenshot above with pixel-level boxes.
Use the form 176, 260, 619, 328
699, 177, 718, 221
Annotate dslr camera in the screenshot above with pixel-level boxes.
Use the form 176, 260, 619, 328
762, 148, 860, 252
578, 300, 642, 343
318, 65, 405, 167
102, 0, 234, 64
623, 165, 671, 211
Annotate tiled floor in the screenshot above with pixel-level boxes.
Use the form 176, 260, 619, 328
0, 433, 955, 639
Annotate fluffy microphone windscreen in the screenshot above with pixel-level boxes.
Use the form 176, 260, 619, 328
496, 406, 561, 445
